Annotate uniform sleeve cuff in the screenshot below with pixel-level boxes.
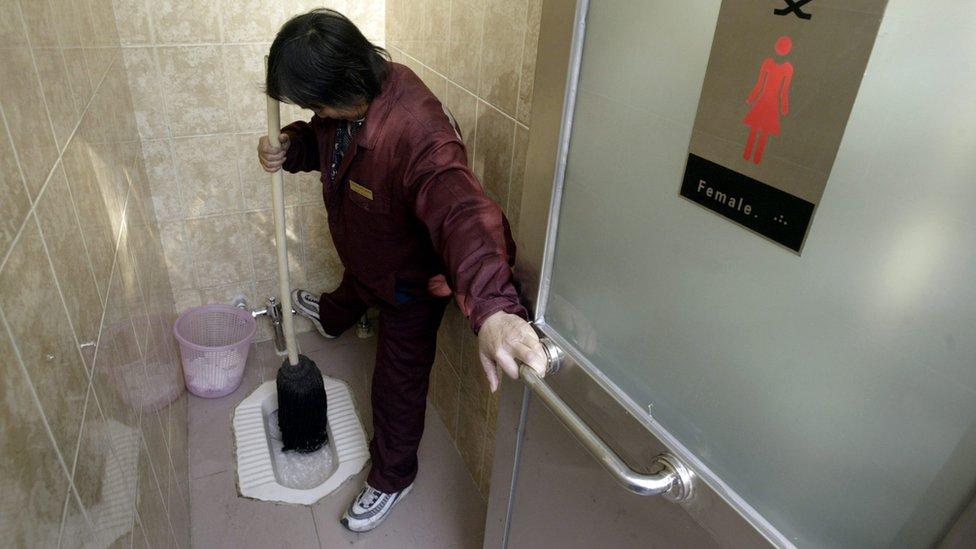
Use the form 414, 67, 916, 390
469, 299, 528, 334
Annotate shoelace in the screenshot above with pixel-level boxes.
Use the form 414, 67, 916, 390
360, 487, 385, 508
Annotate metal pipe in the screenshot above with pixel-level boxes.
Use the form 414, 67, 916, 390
263, 296, 287, 356
518, 339, 694, 501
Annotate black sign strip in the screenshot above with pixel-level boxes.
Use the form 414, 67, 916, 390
679, 154, 815, 252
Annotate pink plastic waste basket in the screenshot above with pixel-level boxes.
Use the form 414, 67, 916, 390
173, 304, 256, 398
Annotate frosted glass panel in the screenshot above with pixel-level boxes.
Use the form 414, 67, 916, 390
546, 1, 976, 546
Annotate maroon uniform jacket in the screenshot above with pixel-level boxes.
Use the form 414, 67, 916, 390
281, 63, 526, 333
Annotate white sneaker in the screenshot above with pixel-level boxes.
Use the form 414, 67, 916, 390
291, 289, 337, 339
340, 483, 413, 533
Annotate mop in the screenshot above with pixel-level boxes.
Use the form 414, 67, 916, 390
266, 59, 329, 453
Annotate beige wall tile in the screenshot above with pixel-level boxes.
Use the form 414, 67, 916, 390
0, 316, 69, 548
199, 280, 257, 309
36, 164, 103, 347
115, 239, 150, 355
0, 218, 89, 461
342, 0, 386, 44
170, 135, 242, 217
166, 393, 189, 494
86, 142, 128, 235
508, 124, 528, 229
420, 65, 448, 103
293, 169, 324, 206
136, 439, 171, 545
0, 46, 59, 198
442, 81, 477, 148
456, 387, 487, 488
472, 101, 514, 207
0, 114, 30, 260
89, 0, 121, 47
158, 220, 195, 291
48, 0, 95, 49
385, 0, 404, 46
61, 140, 118, 303
83, 46, 120, 89
246, 207, 305, 285
122, 48, 169, 140
173, 288, 202, 312
105, 64, 142, 142
59, 488, 98, 547
33, 48, 80, 149
459, 329, 491, 414
478, 418, 494, 496
224, 44, 271, 133
222, 0, 283, 43
185, 213, 253, 288
141, 410, 171, 501
478, 0, 526, 117
158, 46, 232, 136
447, 0, 485, 91
437, 301, 465, 372
140, 139, 181, 221
64, 150, 122, 301
61, 48, 94, 115
239, 132, 302, 209
153, 0, 221, 44
113, 0, 153, 45
92, 273, 144, 428
18, 0, 61, 48
516, 0, 541, 124
430, 349, 460, 438
397, 51, 424, 81
71, 388, 139, 542
301, 204, 343, 287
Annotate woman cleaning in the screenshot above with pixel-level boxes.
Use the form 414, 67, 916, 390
257, 9, 547, 533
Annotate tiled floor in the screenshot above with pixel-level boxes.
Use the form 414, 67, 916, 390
188, 331, 487, 548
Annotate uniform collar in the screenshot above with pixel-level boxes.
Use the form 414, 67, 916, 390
355, 63, 403, 150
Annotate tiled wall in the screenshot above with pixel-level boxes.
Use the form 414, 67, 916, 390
0, 0, 188, 546
114, 0, 385, 342
384, 0, 543, 499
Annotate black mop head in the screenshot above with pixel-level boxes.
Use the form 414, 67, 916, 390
276, 354, 329, 453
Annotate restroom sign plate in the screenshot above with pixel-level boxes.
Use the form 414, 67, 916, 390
679, 0, 888, 253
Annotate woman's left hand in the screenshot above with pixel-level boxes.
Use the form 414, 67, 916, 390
476, 312, 548, 392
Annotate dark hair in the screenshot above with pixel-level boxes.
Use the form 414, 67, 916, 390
266, 9, 389, 109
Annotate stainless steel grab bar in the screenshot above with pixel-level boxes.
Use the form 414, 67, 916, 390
519, 340, 694, 501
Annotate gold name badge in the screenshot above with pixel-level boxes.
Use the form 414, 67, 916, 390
349, 180, 373, 201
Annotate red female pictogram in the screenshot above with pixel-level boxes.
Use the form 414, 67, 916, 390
742, 36, 794, 165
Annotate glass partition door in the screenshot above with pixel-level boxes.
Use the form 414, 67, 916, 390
527, 0, 976, 546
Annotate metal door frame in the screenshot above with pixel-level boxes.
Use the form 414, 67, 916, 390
485, 0, 789, 546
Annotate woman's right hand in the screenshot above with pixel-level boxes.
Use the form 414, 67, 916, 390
257, 133, 291, 173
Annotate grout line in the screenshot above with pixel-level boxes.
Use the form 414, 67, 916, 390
65, 380, 94, 514
140, 419, 181, 545
119, 40, 277, 49
142, 0, 157, 44
0, 50, 119, 275
56, 483, 71, 547
44, 0, 83, 116
392, 46, 529, 131
514, 0, 530, 124
15, 0, 66, 158
0, 101, 32, 211
476, 0, 488, 107
62, 144, 110, 309
310, 507, 324, 548
0, 308, 95, 531
31, 209, 95, 385
504, 123, 518, 213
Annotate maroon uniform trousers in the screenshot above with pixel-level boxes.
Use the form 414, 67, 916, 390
317, 275, 448, 492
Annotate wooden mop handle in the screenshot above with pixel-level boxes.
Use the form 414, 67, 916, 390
266, 56, 299, 366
